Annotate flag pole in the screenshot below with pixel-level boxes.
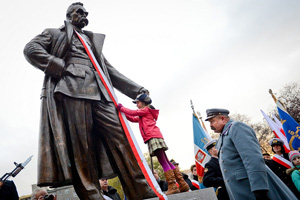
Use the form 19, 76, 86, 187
197, 111, 208, 133
190, 100, 201, 123
190, 100, 196, 116
269, 89, 287, 110
269, 89, 279, 103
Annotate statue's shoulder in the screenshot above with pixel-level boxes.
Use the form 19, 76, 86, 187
42, 25, 65, 35
84, 30, 105, 38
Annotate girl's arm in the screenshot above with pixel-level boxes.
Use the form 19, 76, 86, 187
120, 106, 148, 117
125, 114, 139, 123
291, 170, 300, 192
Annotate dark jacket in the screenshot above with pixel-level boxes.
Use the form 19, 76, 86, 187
266, 158, 300, 198
203, 157, 229, 200
0, 181, 19, 200
103, 186, 121, 200
23, 21, 143, 187
182, 172, 198, 191
157, 178, 168, 192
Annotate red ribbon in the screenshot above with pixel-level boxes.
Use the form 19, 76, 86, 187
75, 31, 167, 200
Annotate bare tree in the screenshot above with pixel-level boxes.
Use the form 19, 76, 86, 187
251, 121, 273, 154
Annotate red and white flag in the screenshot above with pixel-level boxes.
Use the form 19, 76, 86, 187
261, 110, 290, 153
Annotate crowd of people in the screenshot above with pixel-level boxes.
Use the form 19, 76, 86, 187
149, 109, 300, 200
2, 1, 296, 199
3, 103, 300, 200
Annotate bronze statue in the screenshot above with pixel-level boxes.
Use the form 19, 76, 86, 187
24, 2, 155, 200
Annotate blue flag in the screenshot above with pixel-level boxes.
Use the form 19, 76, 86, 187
277, 103, 300, 151
192, 114, 211, 181
193, 114, 211, 154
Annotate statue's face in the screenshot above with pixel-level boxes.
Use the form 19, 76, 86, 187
68, 5, 89, 29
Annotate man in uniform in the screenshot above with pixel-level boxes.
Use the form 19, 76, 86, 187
203, 140, 229, 200
205, 108, 297, 200
24, 2, 155, 200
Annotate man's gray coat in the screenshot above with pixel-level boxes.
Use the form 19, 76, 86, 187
217, 119, 297, 200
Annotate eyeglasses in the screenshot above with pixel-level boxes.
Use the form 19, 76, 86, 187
76, 8, 88, 17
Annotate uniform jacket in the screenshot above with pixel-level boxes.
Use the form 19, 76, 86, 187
203, 157, 229, 200
119, 106, 163, 143
266, 158, 300, 198
23, 21, 144, 187
217, 119, 297, 200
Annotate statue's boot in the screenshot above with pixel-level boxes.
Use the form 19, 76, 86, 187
173, 167, 190, 192
165, 169, 180, 195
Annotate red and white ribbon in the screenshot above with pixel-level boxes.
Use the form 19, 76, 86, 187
273, 154, 293, 169
75, 31, 167, 200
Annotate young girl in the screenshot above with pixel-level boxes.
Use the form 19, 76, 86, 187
287, 151, 300, 192
267, 138, 300, 198
118, 93, 190, 195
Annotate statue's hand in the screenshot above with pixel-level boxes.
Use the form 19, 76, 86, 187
138, 87, 149, 95
44, 56, 65, 78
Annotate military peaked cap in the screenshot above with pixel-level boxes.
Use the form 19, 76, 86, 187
204, 139, 217, 151
269, 138, 284, 146
205, 108, 230, 121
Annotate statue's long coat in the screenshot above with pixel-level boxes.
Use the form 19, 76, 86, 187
24, 21, 144, 187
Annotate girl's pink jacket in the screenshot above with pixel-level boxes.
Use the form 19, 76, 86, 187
120, 106, 164, 143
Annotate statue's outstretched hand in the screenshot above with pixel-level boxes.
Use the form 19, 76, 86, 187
138, 87, 149, 95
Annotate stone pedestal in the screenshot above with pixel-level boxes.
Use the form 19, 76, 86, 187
145, 188, 217, 200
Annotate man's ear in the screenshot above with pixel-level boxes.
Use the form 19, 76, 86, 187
66, 14, 71, 21
220, 115, 225, 121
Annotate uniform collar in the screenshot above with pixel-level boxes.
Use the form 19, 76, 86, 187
221, 119, 234, 135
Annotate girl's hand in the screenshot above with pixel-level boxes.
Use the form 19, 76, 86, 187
117, 103, 123, 111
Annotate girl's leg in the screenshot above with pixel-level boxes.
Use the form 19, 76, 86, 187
161, 150, 176, 170
155, 149, 172, 172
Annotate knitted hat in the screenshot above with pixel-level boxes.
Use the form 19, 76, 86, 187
288, 150, 300, 162
132, 93, 152, 104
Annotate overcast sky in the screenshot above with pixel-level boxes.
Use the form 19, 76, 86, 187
1, 0, 300, 196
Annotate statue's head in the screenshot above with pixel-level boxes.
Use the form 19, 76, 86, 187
66, 2, 89, 29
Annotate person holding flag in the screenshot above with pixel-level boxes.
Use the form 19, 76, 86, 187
266, 138, 300, 198
203, 140, 229, 200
